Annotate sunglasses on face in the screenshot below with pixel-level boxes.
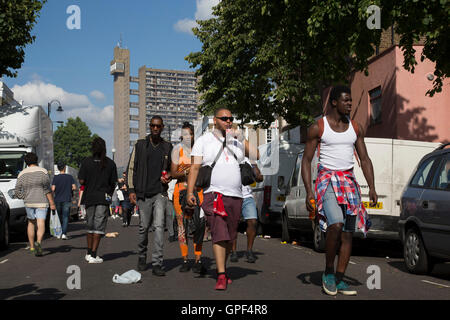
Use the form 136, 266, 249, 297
150, 124, 162, 128
216, 116, 234, 122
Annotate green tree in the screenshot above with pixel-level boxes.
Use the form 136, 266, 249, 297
53, 117, 98, 169
186, 0, 449, 127
0, 0, 47, 78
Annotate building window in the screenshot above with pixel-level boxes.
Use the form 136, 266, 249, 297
267, 129, 272, 143
369, 86, 382, 125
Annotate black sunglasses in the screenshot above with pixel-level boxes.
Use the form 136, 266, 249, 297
216, 116, 234, 122
150, 124, 162, 128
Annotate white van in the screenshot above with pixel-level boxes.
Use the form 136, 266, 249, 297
281, 138, 440, 251
253, 139, 304, 228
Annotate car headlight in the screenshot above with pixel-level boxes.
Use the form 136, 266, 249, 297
7, 189, 16, 199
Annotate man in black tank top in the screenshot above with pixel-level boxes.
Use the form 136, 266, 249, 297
302, 85, 378, 296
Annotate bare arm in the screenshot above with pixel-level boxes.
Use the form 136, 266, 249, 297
301, 122, 320, 212
253, 165, 264, 183
187, 156, 202, 206
354, 123, 378, 205
46, 192, 56, 210
245, 139, 260, 160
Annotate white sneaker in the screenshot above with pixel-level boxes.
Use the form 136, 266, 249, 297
61, 234, 68, 240
85, 254, 92, 262
88, 256, 103, 264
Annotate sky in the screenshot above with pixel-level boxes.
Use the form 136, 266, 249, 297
4, 0, 220, 156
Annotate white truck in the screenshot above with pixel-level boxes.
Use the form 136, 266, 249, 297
0, 104, 54, 233
252, 138, 305, 230
281, 138, 440, 251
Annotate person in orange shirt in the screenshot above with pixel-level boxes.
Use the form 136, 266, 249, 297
171, 122, 206, 274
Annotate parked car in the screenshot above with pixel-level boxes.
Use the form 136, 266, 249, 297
0, 190, 10, 250
399, 143, 450, 274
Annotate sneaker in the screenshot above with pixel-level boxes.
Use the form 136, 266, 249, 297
246, 250, 257, 263
230, 251, 238, 262
88, 256, 103, 264
137, 257, 147, 271
152, 265, 166, 276
35, 242, 43, 257
215, 274, 228, 290
29, 247, 36, 254
122, 223, 127, 227
336, 281, 357, 296
61, 234, 69, 240
192, 261, 207, 274
322, 273, 337, 296
85, 254, 92, 262
179, 260, 191, 272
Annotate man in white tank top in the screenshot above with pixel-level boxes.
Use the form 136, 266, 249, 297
301, 85, 378, 296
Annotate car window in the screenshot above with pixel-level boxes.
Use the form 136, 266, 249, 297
291, 154, 302, 187
432, 155, 450, 190
411, 156, 438, 187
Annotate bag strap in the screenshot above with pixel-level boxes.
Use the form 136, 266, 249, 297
213, 133, 240, 163
211, 135, 225, 169
317, 117, 324, 158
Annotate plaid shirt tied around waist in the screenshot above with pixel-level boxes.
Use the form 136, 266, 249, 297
314, 164, 371, 236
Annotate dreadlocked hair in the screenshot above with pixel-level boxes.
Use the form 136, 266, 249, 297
92, 137, 107, 169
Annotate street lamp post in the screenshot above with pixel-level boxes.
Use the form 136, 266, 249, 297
48, 99, 63, 117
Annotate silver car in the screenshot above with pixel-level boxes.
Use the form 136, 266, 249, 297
399, 143, 450, 274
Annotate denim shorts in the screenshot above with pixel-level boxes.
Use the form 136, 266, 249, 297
322, 183, 358, 232
242, 197, 258, 220
86, 205, 109, 235
25, 207, 47, 220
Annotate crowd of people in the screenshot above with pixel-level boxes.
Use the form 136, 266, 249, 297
13, 85, 378, 294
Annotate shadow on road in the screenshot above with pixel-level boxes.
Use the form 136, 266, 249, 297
103, 250, 136, 262
387, 261, 450, 282
296, 271, 363, 288
0, 284, 65, 300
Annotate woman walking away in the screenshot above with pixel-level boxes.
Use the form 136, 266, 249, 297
171, 122, 207, 274
79, 137, 117, 264
15, 152, 56, 256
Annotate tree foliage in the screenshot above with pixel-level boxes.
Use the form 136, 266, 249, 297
0, 0, 46, 78
186, 0, 449, 127
53, 117, 98, 169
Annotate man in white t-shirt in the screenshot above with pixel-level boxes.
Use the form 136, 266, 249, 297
187, 107, 258, 290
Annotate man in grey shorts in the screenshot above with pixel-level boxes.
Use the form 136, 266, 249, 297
302, 85, 377, 296
79, 137, 117, 264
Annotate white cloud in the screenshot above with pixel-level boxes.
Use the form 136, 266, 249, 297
174, 0, 220, 35
90, 90, 106, 100
11, 79, 115, 155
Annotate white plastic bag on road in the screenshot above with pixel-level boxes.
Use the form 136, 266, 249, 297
112, 270, 142, 284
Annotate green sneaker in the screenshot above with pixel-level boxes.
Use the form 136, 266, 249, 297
336, 281, 357, 296
29, 247, 36, 254
35, 242, 43, 257
322, 273, 337, 296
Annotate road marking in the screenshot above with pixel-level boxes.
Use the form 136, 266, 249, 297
421, 280, 450, 288
0, 259, 8, 264
349, 261, 356, 265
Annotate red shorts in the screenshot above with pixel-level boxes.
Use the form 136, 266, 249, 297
201, 192, 243, 244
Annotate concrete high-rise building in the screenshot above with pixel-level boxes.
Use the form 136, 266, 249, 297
110, 47, 201, 168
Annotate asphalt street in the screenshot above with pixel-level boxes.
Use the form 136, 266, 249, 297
1, 215, 449, 301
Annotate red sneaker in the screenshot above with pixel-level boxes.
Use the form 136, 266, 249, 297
227, 275, 232, 284
215, 274, 228, 290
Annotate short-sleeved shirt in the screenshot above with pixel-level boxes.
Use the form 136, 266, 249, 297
191, 132, 244, 198
52, 174, 75, 203
78, 156, 117, 207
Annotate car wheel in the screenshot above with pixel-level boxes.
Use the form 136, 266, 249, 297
0, 218, 9, 250
313, 222, 326, 253
404, 227, 431, 274
281, 210, 290, 243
